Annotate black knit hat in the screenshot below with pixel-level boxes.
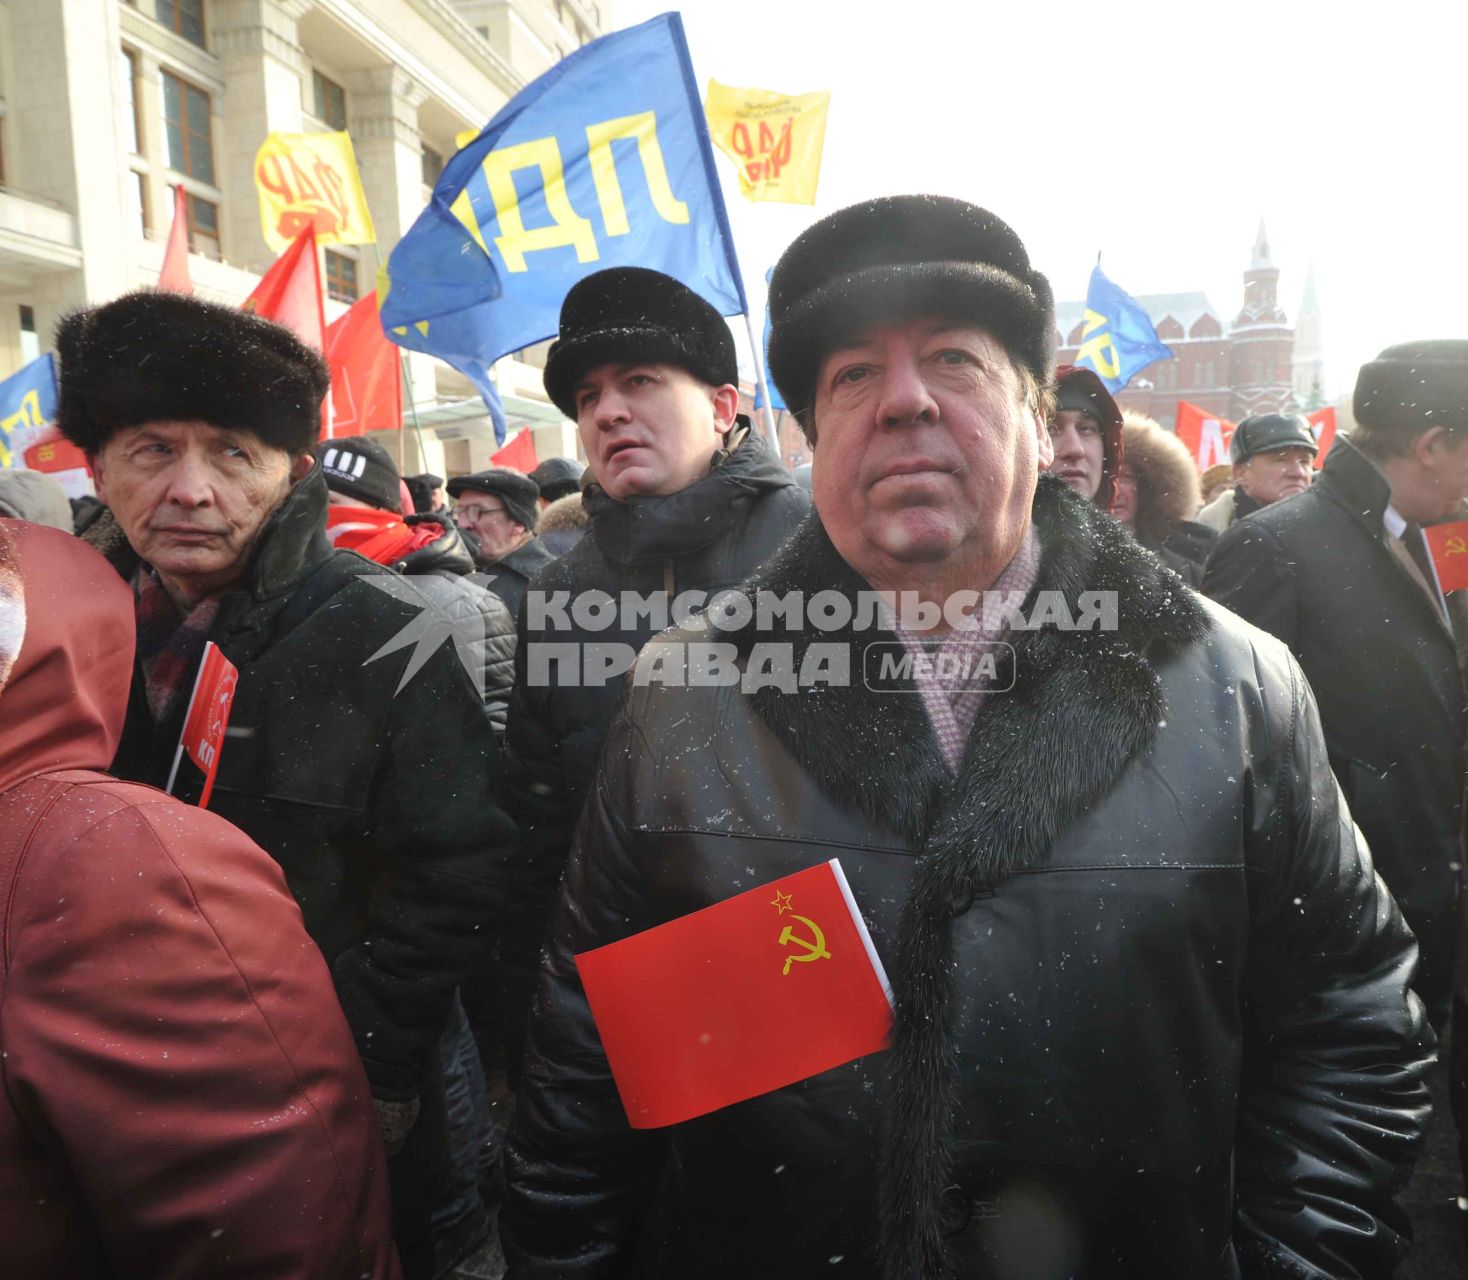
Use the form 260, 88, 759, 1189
1229, 413, 1317, 465
542, 268, 737, 418
1354, 341, 1468, 435
767, 195, 1055, 422
447, 468, 540, 531
317, 437, 402, 512
55, 291, 329, 455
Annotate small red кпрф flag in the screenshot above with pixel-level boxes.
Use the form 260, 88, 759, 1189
322, 292, 402, 439
575, 859, 893, 1129
244, 227, 326, 352
1307, 406, 1338, 470
1425, 519, 1468, 594
165, 641, 239, 809
1174, 401, 1238, 471
490, 428, 539, 473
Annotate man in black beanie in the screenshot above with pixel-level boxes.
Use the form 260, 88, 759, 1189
56, 290, 516, 1279
504, 199, 1429, 1279
499, 266, 807, 1073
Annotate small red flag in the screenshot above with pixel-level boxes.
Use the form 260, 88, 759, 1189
1175, 401, 1238, 470
490, 428, 539, 473
1425, 520, 1468, 593
157, 185, 194, 295
22, 425, 90, 475
1307, 406, 1338, 470
168, 641, 239, 809
243, 227, 326, 352
322, 293, 402, 439
575, 859, 893, 1129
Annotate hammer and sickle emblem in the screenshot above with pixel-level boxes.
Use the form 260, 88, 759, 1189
778, 914, 831, 976
1446, 537, 1467, 556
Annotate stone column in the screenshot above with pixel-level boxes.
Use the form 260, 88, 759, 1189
210, 0, 309, 276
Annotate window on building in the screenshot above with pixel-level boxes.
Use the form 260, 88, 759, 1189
161, 70, 214, 184
325, 249, 358, 303
127, 172, 149, 240
184, 190, 219, 258
421, 144, 444, 187
154, 0, 206, 49
312, 70, 347, 131
120, 48, 142, 155
19, 305, 40, 364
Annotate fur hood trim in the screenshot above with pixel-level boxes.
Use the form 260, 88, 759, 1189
536, 492, 589, 534
1121, 413, 1202, 548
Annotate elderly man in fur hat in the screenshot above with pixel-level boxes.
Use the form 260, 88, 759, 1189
503, 197, 1431, 1279
55, 290, 516, 1279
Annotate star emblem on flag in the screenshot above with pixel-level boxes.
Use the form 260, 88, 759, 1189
771, 890, 793, 915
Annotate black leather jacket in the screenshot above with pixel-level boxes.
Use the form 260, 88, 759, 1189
505, 478, 1432, 1280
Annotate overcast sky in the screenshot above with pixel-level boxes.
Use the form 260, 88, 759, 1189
617, 0, 1467, 400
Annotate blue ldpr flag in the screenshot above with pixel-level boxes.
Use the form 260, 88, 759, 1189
1074, 265, 1173, 393
0, 354, 58, 469
381, 12, 746, 437
753, 267, 785, 413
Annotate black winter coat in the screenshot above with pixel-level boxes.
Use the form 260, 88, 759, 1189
99, 469, 518, 1100
398, 515, 516, 732
505, 477, 1431, 1280
501, 433, 808, 972
1202, 438, 1468, 1024
484, 534, 560, 621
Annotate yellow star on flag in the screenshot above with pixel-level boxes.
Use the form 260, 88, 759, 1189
771, 890, 793, 915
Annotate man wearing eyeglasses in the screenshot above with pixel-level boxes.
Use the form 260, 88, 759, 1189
449, 468, 557, 619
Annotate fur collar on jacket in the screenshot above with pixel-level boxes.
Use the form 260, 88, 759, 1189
723, 474, 1210, 1278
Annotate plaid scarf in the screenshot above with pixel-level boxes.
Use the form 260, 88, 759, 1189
132, 566, 222, 724
891, 525, 1042, 772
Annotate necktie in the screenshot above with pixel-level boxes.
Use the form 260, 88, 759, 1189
1401, 521, 1449, 623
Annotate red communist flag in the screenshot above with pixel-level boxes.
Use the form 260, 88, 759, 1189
243, 227, 325, 352
168, 641, 239, 809
1425, 519, 1468, 593
490, 428, 539, 473
322, 293, 402, 439
22, 425, 89, 475
1174, 401, 1237, 470
157, 185, 194, 295
575, 859, 893, 1129
1307, 406, 1338, 470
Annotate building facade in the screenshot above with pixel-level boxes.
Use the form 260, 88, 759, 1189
1055, 222, 1314, 430
0, 0, 610, 476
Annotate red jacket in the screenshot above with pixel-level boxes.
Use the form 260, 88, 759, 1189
0, 519, 399, 1279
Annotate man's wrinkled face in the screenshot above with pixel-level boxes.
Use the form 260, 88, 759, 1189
1045, 408, 1105, 501
810, 318, 1051, 579
1234, 446, 1314, 506
574, 361, 737, 501
93, 420, 306, 600
454, 487, 528, 562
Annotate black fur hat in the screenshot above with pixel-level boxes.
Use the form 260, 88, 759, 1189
55, 291, 330, 455
1354, 340, 1468, 434
542, 267, 737, 419
766, 195, 1055, 423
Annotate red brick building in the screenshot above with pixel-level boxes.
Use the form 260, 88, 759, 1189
1055, 223, 1297, 429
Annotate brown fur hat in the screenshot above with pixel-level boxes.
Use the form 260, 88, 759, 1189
1120, 412, 1201, 548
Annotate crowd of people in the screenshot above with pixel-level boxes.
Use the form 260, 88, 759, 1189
1, 191, 1465, 1279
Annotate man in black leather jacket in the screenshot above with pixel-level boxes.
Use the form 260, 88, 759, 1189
503, 199, 1433, 1280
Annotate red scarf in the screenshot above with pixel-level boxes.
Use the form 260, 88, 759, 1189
325, 505, 440, 565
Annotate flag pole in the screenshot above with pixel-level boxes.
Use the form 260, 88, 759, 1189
741, 310, 780, 451
370, 241, 431, 472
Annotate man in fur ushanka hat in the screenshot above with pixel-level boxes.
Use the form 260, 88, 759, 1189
57, 289, 515, 1278
507, 198, 1432, 1280
504, 196, 1429, 1279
